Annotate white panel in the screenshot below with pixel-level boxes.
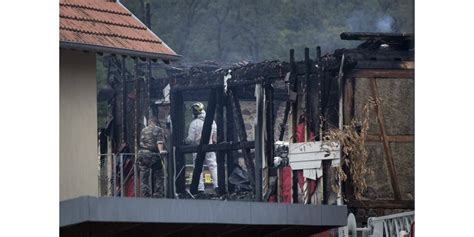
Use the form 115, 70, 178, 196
289, 141, 341, 170
290, 160, 322, 170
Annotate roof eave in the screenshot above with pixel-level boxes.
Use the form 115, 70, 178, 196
60, 41, 181, 62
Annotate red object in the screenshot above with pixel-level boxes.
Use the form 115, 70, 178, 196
295, 122, 315, 143
60, 0, 178, 58
310, 230, 330, 237
280, 166, 293, 203
297, 170, 317, 199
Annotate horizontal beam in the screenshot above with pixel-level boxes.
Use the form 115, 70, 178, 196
348, 200, 414, 210
355, 61, 414, 70
347, 69, 414, 79
179, 141, 255, 154
366, 135, 414, 143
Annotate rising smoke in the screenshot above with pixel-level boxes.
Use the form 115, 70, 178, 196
376, 15, 394, 32
346, 10, 395, 32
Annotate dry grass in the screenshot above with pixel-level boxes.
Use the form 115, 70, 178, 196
323, 97, 377, 200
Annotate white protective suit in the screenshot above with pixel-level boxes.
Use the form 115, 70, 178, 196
185, 111, 218, 191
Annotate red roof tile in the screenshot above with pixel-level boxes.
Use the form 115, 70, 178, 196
60, 0, 179, 60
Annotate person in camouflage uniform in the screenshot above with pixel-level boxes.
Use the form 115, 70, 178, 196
138, 116, 166, 198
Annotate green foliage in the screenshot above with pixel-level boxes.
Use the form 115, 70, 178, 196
121, 0, 414, 62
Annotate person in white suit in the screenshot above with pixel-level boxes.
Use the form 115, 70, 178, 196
184, 102, 218, 192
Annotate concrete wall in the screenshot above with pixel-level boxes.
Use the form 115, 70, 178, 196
60, 49, 98, 201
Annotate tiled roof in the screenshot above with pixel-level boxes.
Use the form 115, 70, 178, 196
60, 0, 179, 60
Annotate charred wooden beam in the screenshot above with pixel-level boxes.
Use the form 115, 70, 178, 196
265, 82, 275, 168
179, 141, 255, 154
216, 89, 226, 194
190, 89, 218, 194
355, 60, 414, 70
121, 57, 128, 144
370, 79, 402, 200
340, 32, 414, 42
347, 69, 414, 79
225, 95, 237, 193
229, 88, 256, 189
336, 48, 414, 61
289, 49, 299, 204
170, 90, 186, 193
304, 48, 312, 139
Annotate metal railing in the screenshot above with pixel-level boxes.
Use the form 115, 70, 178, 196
98, 153, 166, 198
341, 211, 414, 237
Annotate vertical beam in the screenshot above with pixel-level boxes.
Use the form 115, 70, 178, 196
225, 95, 236, 193
369, 79, 402, 200
265, 82, 275, 169
216, 89, 226, 194
228, 88, 256, 188
304, 47, 312, 139
121, 57, 128, 145
170, 90, 186, 193
316, 46, 321, 61
190, 89, 218, 194
255, 84, 264, 201
145, 59, 152, 119
134, 59, 141, 196
289, 49, 299, 203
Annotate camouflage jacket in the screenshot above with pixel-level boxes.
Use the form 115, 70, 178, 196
139, 123, 164, 152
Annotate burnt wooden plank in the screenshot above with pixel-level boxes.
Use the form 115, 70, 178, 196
225, 94, 237, 193
265, 82, 275, 169
340, 32, 413, 41
229, 88, 256, 189
369, 79, 402, 200
355, 60, 414, 70
347, 69, 414, 79
216, 89, 226, 194
121, 56, 128, 144
179, 142, 256, 154
190, 89, 218, 194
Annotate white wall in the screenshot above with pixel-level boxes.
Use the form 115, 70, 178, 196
60, 49, 98, 201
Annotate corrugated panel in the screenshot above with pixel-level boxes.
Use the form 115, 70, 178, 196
59, 0, 178, 58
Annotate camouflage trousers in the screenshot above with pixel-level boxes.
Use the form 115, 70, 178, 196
138, 150, 164, 198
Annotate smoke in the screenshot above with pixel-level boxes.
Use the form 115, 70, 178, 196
346, 10, 395, 32
376, 15, 394, 32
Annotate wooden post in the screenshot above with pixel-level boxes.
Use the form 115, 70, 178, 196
170, 90, 186, 193
190, 89, 218, 194
134, 58, 141, 196
225, 95, 236, 193
265, 82, 275, 169
255, 84, 264, 201
121, 57, 128, 145
216, 89, 226, 194
289, 49, 299, 203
